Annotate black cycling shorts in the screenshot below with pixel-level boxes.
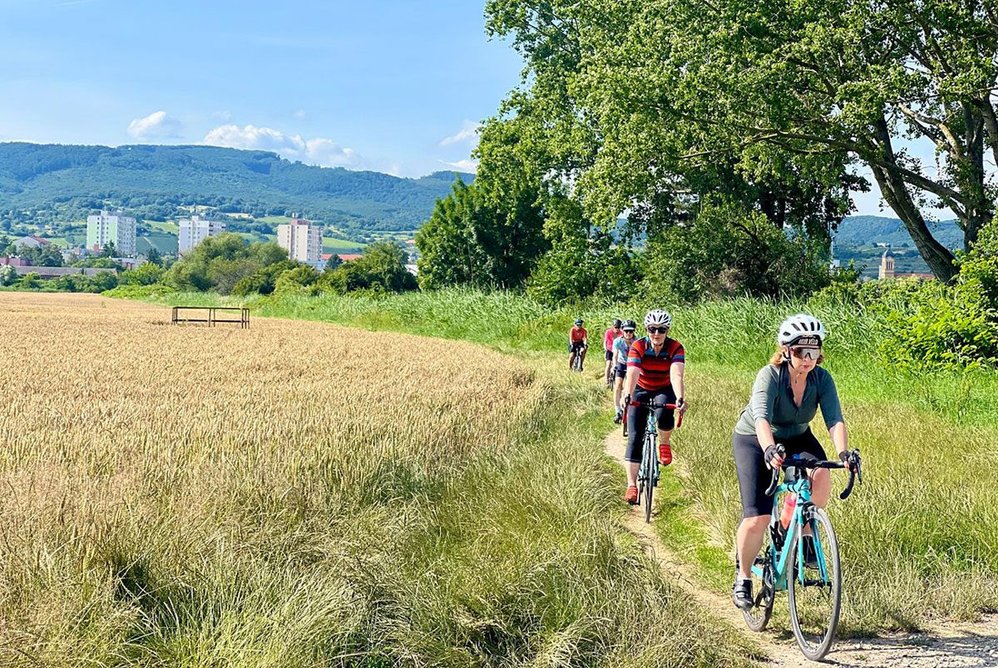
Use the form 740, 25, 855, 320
732, 428, 827, 518
625, 386, 677, 463
614, 363, 627, 379
569, 342, 586, 353
605, 349, 614, 361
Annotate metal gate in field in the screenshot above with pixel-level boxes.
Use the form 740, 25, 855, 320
171, 306, 250, 329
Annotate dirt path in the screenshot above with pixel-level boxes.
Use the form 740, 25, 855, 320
604, 431, 998, 667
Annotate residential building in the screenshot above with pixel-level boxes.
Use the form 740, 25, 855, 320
178, 215, 226, 254
87, 210, 137, 256
277, 218, 323, 268
12, 235, 51, 250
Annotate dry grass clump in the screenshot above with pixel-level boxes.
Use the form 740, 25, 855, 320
0, 294, 756, 667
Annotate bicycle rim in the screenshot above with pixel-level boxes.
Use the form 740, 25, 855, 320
787, 508, 841, 661
743, 530, 776, 632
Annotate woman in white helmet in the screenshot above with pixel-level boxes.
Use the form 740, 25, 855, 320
620, 309, 687, 504
730, 314, 859, 611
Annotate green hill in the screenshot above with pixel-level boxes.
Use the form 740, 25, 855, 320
833, 215, 963, 278
0, 143, 472, 238
835, 215, 962, 249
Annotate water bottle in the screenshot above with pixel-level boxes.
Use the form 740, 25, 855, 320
780, 493, 797, 530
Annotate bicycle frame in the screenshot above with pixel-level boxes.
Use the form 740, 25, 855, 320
755, 472, 829, 592
636, 412, 659, 487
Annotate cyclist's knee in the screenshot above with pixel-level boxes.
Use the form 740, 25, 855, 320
742, 515, 770, 532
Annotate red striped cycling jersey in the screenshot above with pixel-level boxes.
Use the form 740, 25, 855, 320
627, 336, 686, 391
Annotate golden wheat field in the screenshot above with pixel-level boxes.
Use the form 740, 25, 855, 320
0, 293, 543, 664
0, 293, 758, 667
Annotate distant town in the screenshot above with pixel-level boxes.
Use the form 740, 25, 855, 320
0, 209, 419, 281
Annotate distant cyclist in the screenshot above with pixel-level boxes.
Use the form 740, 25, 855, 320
621, 309, 687, 504
731, 314, 859, 611
612, 319, 637, 423
568, 318, 588, 371
603, 318, 623, 385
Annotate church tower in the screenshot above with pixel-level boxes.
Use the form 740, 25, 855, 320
879, 245, 895, 280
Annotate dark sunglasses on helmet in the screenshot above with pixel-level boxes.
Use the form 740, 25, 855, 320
647, 326, 669, 334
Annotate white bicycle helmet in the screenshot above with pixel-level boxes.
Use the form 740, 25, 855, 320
777, 314, 826, 346
644, 309, 672, 329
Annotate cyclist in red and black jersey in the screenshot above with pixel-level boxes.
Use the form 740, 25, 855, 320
621, 309, 687, 504
568, 318, 588, 371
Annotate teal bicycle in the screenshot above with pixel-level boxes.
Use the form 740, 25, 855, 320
742, 446, 862, 660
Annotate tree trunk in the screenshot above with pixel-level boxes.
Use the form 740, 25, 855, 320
868, 118, 957, 282
870, 164, 958, 282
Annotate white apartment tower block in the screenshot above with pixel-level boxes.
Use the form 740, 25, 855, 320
178, 215, 227, 254
277, 218, 323, 267
86, 210, 137, 257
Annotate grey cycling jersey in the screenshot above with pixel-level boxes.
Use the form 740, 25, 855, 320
734, 363, 844, 439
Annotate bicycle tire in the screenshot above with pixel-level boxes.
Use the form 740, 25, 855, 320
643, 432, 655, 523
787, 508, 841, 661
742, 533, 776, 632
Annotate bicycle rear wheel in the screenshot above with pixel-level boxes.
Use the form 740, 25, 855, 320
787, 508, 841, 661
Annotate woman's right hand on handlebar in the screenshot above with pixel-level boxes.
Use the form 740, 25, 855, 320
764, 444, 784, 470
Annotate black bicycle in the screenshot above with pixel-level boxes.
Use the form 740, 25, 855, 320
623, 398, 683, 523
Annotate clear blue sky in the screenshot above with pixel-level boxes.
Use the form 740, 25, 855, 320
0, 0, 522, 177
0, 0, 905, 215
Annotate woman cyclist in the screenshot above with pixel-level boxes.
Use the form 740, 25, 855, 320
731, 314, 860, 611
621, 310, 687, 504
612, 319, 637, 423
568, 318, 588, 371
604, 318, 623, 385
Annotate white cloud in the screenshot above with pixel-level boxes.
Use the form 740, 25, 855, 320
439, 120, 481, 147
441, 159, 478, 173
202, 124, 359, 168
293, 109, 307, 119
127, 110, 183, 140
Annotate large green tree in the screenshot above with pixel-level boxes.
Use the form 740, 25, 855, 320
415, 178, 546, 290
486, 0, 998, 282
589, 0, 998, 281
482, 0, 856, 298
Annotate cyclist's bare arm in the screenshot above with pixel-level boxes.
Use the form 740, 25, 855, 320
623, 366, 639, 404
829, 421, 849, 457
670, 362, 685, 402
754, 418, 777, 452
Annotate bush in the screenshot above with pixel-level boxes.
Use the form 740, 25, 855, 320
870, 215, 998, 371
273, 265, 320, 295
119, 262, 165, 286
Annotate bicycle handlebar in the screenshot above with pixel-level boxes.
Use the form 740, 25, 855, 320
764, 447, 862, 500
623, 400, 684, 429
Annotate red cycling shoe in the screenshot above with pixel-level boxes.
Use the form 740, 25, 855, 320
624, 486, 638, 504
659, 442, 672, 466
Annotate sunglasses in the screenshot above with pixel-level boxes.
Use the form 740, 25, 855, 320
647, 326, 669, 335
791, 346, 821, 360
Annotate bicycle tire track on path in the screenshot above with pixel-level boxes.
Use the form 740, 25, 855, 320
604, 430, 998, 667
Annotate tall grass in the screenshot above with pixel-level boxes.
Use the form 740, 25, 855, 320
109, 286, 998, 630
0, 293, 758, 666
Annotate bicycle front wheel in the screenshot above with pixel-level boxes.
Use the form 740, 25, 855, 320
643, 435, 656, 523
787, 507, 841, 661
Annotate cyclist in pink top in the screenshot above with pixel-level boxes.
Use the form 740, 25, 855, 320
603, 319, 623, 386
